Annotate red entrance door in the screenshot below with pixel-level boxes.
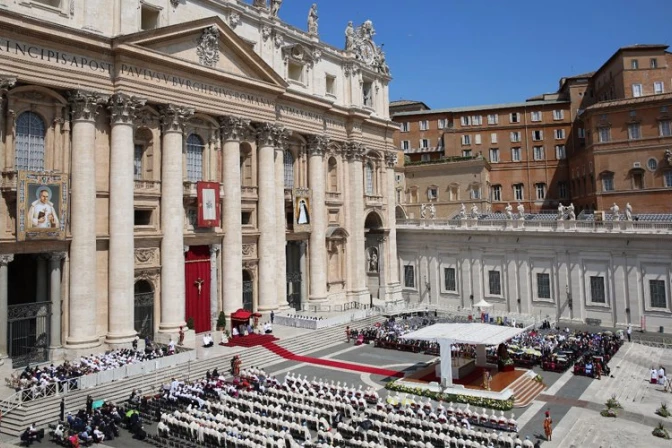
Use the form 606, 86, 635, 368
185, 246, 211, 333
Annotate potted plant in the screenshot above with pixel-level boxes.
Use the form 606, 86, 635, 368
217, 311, 227, 331
186, 316, 195, 330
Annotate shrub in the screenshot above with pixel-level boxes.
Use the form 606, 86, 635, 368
217, 311, 227, 330
385, 380, 514, 411
605, 394, 622, 409
186, 316, 195, 330
533, 374, 544, 383
653, 422, 670, 439
600, 408, 618, 418
656, 403, 671, 418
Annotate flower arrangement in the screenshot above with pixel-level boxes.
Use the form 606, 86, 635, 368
656, 403, 671, 418
600, 408, 618, 418
502, 358, 515, 366
533, 374, 544, 383
653, 422, 670, 439
605, 394, 622, 410
385, 380, 514, 411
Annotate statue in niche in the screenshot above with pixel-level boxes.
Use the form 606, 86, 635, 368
270, 0, 282, 17
307, 3, 318, 35
505, 202, 513, 220
344, 21, 355, 51
625, 202, 633, 221
367, 247, 379, 273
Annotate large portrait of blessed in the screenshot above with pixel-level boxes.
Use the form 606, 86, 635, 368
17, 171, 68, 241
293, 188, 312, 233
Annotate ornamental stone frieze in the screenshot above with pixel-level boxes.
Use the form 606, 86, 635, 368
0, 254, 14, 266
69, 90, 107, 121
306, 134, 328, 156
242, 244, 256, 257
229, 12, 241, 29
160, 104, 195, 133
345, 141, 366, 161
385, 152, 398, 167
242, 260, 258, 275
135, 268, 160, 285
108, 93, 146, 125
197, 26, 220, 67
220, 116, 251, 141
135, 248, 159, 265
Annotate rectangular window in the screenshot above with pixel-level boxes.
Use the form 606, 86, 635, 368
421, 154, 430, 162
632, 84, 643, 98
288, 61, 304, 82
531, 111, 542, 122
633, 172, 643, 190
533, 146, 545, 160
510, 112, 520, 123
511, 147, 521, 162
631, 59, 639, 69
487, 114, 498, 125
490, 133, 498, 144
438, 118, 448, 129
325, 75, 336, 95
628, 123, 641, 140
421, 138, 430, 148
537, 273, 551, 299
598, 127, 611, 143
472, 115, 483, 125
513, 184, 524, 200
510, 131, 521, 142
444, 268, 457, 292
491, 185, 502, 201
660, 120, 672, 137
602, 175, 614, 191
555, 145, 566, 160
362, 81, 373, 106
461, 135, 471, 145
401, 122, 410, 132
134, 209, 153, 226
488, 270, 501, 296
428, 187, 438, 199
553, 110, 564, 120
419, 120, 429, 131
133, 144, 143, 180
554, 129, 565, 139
474, 134, 482, 145
590, 276, 606, 303
404, 265, 415, 288
651, 58, 658, 68
462, 149, 472, 157
401, 140, 410, 150
470, 186, 481, 199
664, 171, 672, 187
558, 181, 568, 199
489, 148, 500, 163
460, 116, 471, 126
535, 183, 546, 200
140, 5, 160, 30
578, 127, 585, 139
654, 82, 665, 94
650, 280, 667, 308
532, 130, 543, 141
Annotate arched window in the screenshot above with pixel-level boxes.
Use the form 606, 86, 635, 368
186, 133, 204, 182
283, 150, 294, 189
15, 111, 46, 171
327, 157, 338, 192
364, 162, 374, 195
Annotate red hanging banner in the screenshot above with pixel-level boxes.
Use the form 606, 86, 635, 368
197, 181, 220, 228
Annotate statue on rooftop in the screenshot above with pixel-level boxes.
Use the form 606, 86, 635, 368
459, 203, 467, 219
270, 0, 282, 18
505, 202, 513, 220
567, 203, 576, 220
420, 203, 427, 219
252, 0, 267, 8
611, 203, 620, 221
344, 21, 355, 51
429, 203, 436, 219
516, 203, 525, 220
307, 3, 318, 35
625, 202, 633, 221
557, 203, 565, 220
471, 203, 479, 219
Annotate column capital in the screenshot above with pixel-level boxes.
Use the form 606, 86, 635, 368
69, 90, 107, 122
0, 254, 13, 266
0, 75, 17, 94
108, 93, 146, 126
160, 104, 194, 133
255, 122, 288, 148
306, 134, 329, 156
345, 141, 366, 161
49, 252, 67, 262
209, 244, 221, 255
385, 151, 398, 167
220, 116, 250, 141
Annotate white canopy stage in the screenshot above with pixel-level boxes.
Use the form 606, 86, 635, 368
401, 323, 527, 387
473, 298, 493, 308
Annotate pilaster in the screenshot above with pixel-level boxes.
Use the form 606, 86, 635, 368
0, 254, 13, 362
345, 141, 368, 302
275, 128, 290, 310
307, 134, 328, 302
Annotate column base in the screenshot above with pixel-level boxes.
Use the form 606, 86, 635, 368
105, 331, 138, 345
277, 303, 291, 311
65, 336, 102, 350
48, 347, 66, 363
308, 295, 328, 303
158, 322, 186, 335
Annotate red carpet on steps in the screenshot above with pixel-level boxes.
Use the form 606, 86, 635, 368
220, 334, 278, 348
262, 341, 404, 378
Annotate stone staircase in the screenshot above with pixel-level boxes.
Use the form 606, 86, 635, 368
1, 317, 379, 437
510, 372, 546, 408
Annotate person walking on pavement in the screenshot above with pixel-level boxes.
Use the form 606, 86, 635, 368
270, 310, 275, 324
543, 410, 553, 441
627, 324, 632, 342
345, 326, 350, 343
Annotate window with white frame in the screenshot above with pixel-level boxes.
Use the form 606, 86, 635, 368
602, 173, 614, 191
428, 186, 438, 200
460, 116, 471, 126
404, 265, 415, 288
530, 111, 542, 122
489, 148, 500, 163
513, 184, 524, 200
401, 122, 410, 132
510, 112, 520, 123
134, 144, 143, 180
533, 146, 545, 160
487, 114, 498, 125
558, 181, 568, 199
462, 149, 472, 157
470, 185, 481, 199
511, 147, 521, 162
491, 184, 502, 202
650, 280, 667, 308
654, 82, 665, 94
186, 133, 205, 182
660, 120, 672, 137
362, 81, 373, 106
554, 129, 565, 139
401, 140, 410, 150
537, 273, 551, 299
510, 131, 521, 142
15, 111, 46, 171
665, 171, 672, 187
364, 162, 374, 195
628, 123, 641, 140
421, 138, 430, 148
490, 133, 498, 144
651, 58, 658, 69
631, 59, 639, 69
598, 127, 611, 143
553, 110, 564, 120
474, 134, 482, 145
472, 115, 483, 126
421, 153, 430, 162
438, 118, 448, 129
590, 276, 606, 303
444, 267, 457, 292
461, 135, 471, 145
532, 130, 543, 141
555, 145, 566, 160
488, 270, 501, 296
283, 150, 294, 189
535, 183, 546, 200
632, 84, 643, 98
419, 120, 429, 131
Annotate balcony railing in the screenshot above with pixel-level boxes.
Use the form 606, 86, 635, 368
241, 186, 258, 199
133, 180, 161, 195
365, 194, 384, 206
325, 191, 342, 203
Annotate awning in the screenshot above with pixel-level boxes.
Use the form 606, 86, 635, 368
230, 309, 252, 320
400, 323, 526, 346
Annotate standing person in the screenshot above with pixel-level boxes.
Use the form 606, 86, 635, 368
86, 395, 93, 415
627, 324, 632, 342
178, 326, 185, 346
270, 310, 275, 324
543, 410, 553, 441
59, 398, 65, 422
132, 335, 139, 351
345, 326, 350, 343
233, 355, 241, 377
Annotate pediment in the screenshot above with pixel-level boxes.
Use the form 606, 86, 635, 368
114, 17, 286, 89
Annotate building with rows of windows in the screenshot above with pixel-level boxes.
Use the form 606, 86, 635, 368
0, 0, 401, 366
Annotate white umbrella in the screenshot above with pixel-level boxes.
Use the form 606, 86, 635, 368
473, 298, 493, 308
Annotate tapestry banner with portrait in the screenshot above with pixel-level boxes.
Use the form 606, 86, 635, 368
293, 188, 311, 233
17, 171, 68, 241
197, 181, 220, 228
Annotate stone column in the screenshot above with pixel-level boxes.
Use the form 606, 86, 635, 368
307, 135, 328, 302
158, 104, 194, 334
346, 142, 368, 298
209, 244, 220, 331
299, 241, 308, 308
0, 254, 13, 361
107, 93, 146, 344
36, 255, 48, 303
385, 153, 400, 286
220, 116, 249, 318
256, 123, 278, 313
49, 252, 66, 349
275, 129, 290, 310
67, 90, 106, 348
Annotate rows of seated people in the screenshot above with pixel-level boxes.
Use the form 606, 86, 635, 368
46, 401, 125, 447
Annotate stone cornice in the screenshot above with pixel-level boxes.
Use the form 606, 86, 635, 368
159, 104, 195, 133
69, 90, 107, 122
220, 116, 251, 141
108, 93, 146, 125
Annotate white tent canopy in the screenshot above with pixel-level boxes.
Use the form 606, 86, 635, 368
400, 323, 526, 346
473, 298, 492, 308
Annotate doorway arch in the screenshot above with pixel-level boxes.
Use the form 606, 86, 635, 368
134, 280, 154, 338
242, 270, 254, 311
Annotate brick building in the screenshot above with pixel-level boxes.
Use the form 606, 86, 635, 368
392, 44, 672, 217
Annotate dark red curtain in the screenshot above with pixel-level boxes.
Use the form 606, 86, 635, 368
185, 246, 211, 334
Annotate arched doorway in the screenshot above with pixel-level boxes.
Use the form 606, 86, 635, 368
365, 211, 385, 299
242, 270, 253, 311
134, 280, 154, 338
